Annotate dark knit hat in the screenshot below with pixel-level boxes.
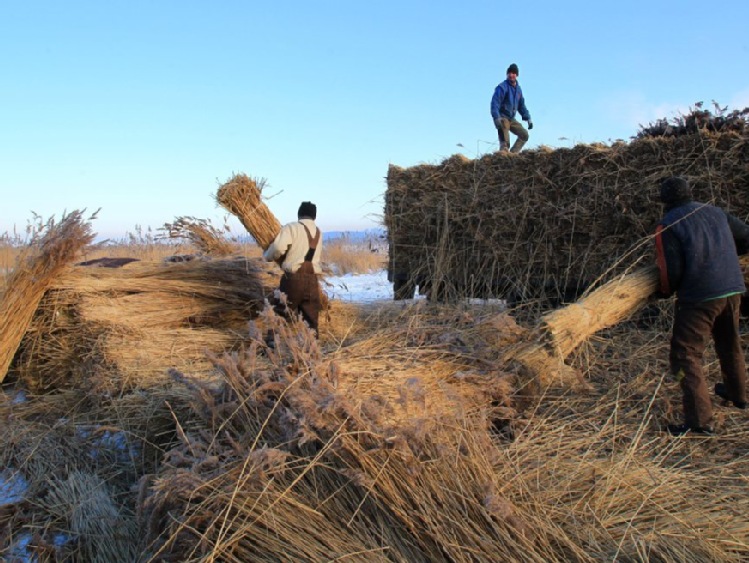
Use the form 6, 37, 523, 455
507, 63, 519, 75
659, 177, 692, 205
298, 201, 317, 220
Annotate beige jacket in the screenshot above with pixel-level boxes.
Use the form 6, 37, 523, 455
263, 219, 323, 274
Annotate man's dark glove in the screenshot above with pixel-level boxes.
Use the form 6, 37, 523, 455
527, 120, 534, 130
493, 117, 502, 130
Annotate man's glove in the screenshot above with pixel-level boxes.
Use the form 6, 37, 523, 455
527, 120, 534, 130
493, 117, 502, 130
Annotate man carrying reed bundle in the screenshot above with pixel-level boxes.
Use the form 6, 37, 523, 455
263, 201, 323, 335
655, 177, 749, 435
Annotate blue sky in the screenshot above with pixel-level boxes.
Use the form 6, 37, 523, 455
2, 1, 748, 241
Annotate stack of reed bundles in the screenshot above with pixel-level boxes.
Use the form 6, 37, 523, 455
385, 126, 749, 304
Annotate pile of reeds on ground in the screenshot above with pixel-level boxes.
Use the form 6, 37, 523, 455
3, 295, 749, 561
11, 256, 279, 391
385, 108, 749, 304
134, 303, 749, 562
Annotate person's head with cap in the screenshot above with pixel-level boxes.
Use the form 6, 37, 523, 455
506, 63, 519, 83
659, 176, 693, 209
298, 201, 317, 220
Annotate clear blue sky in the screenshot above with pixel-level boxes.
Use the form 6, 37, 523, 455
2, 1, 748, 241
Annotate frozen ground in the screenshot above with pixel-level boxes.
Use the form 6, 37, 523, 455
324, 269, 397, 303
324, 270, 505, 306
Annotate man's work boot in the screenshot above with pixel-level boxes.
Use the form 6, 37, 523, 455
510, 139, 526, 153
666, 423, 715, 436
715, 382, 747, 409
499, 142, 510, 153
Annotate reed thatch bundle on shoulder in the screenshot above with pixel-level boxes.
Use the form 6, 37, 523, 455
215, 173, 281, 250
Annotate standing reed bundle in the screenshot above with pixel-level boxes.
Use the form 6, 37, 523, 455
0, 210, 95, 383
215, 173, 281, 250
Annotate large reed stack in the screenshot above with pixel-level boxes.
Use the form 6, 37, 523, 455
386, 118, 749, 304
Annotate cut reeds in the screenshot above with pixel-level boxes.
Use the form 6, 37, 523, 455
385, 117, 749, 305
215, 173, 281, 250
0, 210, 95, 383
159, 216, 236, 256
13, 256, 279, 390
542, 264, 660, 358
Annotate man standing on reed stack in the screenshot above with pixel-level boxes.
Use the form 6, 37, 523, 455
490, 63, 533, 153
655, 176, 749, 436
264, 201, 323, 336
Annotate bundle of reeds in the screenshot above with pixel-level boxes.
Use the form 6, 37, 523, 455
542, 264, 660, 358
386, 113, 749, 304
215, 173, 281, 250
159, 216, 236, 256
0, 211, 95, 383
13, 256, 279, 390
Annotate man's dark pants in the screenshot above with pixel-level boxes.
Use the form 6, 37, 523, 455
278, 264, 321, 334
670, 294, 746, 428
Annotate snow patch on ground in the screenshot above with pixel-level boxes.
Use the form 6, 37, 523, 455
324, 270, 395, 303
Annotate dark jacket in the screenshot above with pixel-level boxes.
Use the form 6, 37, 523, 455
490, 79, 531, 122
655, 201, 749, 302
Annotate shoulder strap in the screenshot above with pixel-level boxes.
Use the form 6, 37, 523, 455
300, 222, 320, 261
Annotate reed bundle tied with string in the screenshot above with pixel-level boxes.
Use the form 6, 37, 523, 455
385, 108, 749, 304
215, 173, 281, 250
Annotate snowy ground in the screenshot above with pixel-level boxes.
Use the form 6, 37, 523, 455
323, 269, 398, 302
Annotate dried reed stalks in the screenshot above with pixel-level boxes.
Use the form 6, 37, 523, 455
542, 264, 660, 358
215, 173, 281, 250
14, 257, 279, 390
159, 216, 236, 256
135, 301, 749, 561
0, 211, 95, 383
386, 126, 749, 305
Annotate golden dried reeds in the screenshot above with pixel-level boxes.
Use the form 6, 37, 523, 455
386, 126, 749, 305
215, 173, 281, 250
14, 256, 279, 390
542, 264, 660, 358
135, 301, 749, 561
0, 210, 95, 383
159, 216, 236, 256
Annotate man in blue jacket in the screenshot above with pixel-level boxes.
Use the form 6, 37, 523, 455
655, 176, 749, 435
490, 63, 533, 153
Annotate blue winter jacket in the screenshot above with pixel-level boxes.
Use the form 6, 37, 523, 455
655, 201, 749, 303
490, 79, 531, 122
